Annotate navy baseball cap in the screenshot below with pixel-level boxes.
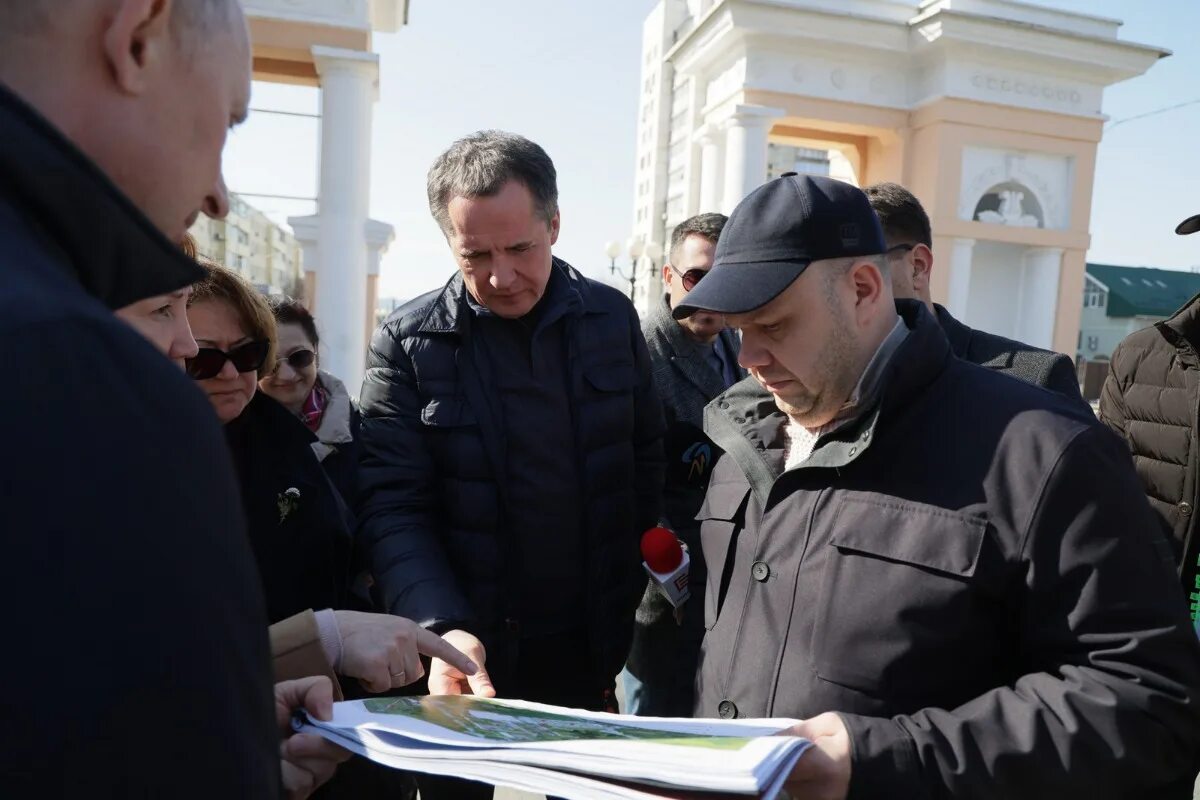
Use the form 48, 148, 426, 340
673, 174, 886, 319
1177, 214, 1200, 235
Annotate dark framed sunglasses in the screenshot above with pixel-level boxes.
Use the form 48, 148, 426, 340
272, 349, 317, 374
186, 339, 270, 381
669, 264, 708, 291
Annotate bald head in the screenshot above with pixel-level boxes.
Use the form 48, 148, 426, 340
0, 0, 251, 241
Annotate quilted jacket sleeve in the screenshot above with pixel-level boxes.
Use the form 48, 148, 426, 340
630, 304, 667, 536
356, 321, 477, 633
1098, 341, 1132, 444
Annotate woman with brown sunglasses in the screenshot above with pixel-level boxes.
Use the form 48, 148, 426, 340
259, 297, 362, 509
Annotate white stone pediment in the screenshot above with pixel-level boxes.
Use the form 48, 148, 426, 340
741, 41, 910, 110
918, 55, 1102, 116
669, 0, 1166, 119
244, 0, 406, 33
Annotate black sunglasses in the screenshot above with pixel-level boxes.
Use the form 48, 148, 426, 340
272, 349, 317, 374
186, 339, 270, 381
669, 264, 708, 291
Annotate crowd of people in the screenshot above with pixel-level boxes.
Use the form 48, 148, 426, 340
4, 1, 1200, 799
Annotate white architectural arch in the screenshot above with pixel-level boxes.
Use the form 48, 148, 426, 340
631, 0, 1167, 355
242, 0, 405, 391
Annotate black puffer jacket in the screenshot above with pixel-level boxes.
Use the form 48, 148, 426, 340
356, 260, 665, 686
1100, 294, 1200, 618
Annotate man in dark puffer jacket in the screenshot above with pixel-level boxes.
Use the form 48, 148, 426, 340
1100, 213, 1200, 632
356, 131, 665, 798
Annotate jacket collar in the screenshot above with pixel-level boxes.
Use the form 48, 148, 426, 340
934, 303, 972, 360
0, 83, 204, 309
226, 391, 318, 445
707, 300, 952, 503
649, 292, 738, 398
312, 370, 354, 459
419, 256, 589, 336
1158, 291, 1200, 357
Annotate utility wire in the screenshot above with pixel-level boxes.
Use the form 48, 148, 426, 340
1106, 98, 1200, 131
247, 107, 320, 120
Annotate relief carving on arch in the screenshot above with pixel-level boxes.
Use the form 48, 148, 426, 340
960, 150, 1069, 230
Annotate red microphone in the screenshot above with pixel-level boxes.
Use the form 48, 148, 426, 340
641, 527, 691, 608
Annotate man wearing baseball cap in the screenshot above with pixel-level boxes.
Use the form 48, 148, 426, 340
686, 174, 1200, 798
1101, 213, 1200, 638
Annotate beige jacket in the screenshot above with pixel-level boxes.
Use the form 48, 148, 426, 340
268, 609, 343, 700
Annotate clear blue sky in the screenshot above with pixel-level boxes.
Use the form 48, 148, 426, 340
221, 0, 1200, 302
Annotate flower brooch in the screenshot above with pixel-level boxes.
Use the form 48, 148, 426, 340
277, 487, 301, 523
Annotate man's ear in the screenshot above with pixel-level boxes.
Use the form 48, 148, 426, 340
548, 210, 561, 246
850, 258, 887, 316
662, 263, 673, 292
910, 244, 934, 296
104, 0, 174, 96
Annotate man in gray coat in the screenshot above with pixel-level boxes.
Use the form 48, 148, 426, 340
865, 182, 1086, 405
676, 174, 1200, 799
623, 212, 745, 717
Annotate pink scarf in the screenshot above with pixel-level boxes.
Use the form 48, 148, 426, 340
300, 380, 329, 433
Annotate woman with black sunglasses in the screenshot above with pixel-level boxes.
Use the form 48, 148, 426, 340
259, 297, 362, 509
186, 264, 358, 628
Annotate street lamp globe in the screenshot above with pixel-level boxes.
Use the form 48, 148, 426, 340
604, 240, 622, 260
627, 237, 645, 260
644, 241, 663, 262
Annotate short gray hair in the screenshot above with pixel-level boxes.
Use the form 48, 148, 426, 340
427, 130, 559, 234
0, 0, 237, 43
818, 255, 885, 299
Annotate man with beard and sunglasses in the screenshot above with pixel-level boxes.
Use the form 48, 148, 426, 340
622, 212, 746, 718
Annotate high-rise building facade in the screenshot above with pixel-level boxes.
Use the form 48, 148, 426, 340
189, 193, 305, 298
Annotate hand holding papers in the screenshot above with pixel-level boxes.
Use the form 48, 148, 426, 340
296, 694, 812, 799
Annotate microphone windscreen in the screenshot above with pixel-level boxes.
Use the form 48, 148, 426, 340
641, 526, 683, 574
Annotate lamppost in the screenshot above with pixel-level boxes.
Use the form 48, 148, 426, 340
606, 238, 662, 303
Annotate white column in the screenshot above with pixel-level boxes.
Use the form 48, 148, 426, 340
1016, 247, 1064, 350
287, 214, 320, 309
720, 105, 784, 214
364, 219, 396, 351
312, 45, 378, 392
946, 238, 976, 320
365, 219, 396, 281
694, 125, 723, 213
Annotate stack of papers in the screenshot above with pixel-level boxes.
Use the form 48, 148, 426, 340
296, 695, 811, 799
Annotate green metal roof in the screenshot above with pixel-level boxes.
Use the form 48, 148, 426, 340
1086, 263, 1200, 318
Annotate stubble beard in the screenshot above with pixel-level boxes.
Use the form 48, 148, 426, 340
774, 309, 860, 428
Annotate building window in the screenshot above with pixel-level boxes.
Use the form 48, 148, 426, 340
1083, 283, 1106, 308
